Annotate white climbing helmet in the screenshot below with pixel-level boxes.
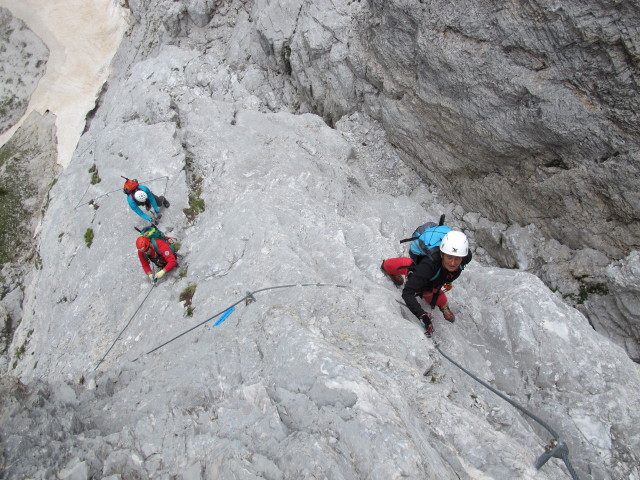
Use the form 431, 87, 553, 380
440, 230, 469, 257
134, 190, 148, 203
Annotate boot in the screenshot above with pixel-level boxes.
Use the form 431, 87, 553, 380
440, 304, 455, 323
163, 198, 170, 208
381, 261, 404, 286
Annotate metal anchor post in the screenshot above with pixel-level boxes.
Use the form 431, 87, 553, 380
535, 439, 569, 469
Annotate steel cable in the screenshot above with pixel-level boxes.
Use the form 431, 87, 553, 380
135, 283, 347, 360
93, 283, 156, 371
434, 340, 579, 479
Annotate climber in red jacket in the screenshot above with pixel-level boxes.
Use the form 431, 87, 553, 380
136, 236, 177, 284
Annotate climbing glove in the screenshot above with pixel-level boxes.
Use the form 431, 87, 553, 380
155, 269, 166, 280
420, 312, 432, 324
442, 283, 453, 292
424, 324, 434, 338
148, 273, 156, 284
420, 313, 434, 338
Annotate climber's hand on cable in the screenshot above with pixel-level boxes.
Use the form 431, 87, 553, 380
420, 313, 434, 338
420, 313, 432, 327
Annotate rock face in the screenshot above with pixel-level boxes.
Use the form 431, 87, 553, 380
363, 0, 640, 260
218, 0, 640, 361
240, 0, 640, 259
0, 110, 59, 366
0, 113, 56, 468
587, 251, 640, 361
2, 1, 640, 480
0, 6, 48, 136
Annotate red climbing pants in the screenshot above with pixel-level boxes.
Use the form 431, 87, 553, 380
382, 257, 448, 307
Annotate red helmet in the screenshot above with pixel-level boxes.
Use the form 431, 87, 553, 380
136, 236, 151, 251
123, 179, 139, 194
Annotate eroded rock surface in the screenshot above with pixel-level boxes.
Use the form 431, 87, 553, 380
0, 6, 48, 135
216, 0, 640, 361
2, 2, 640, 480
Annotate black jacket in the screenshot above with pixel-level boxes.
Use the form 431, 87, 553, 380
402, 248, 472, 319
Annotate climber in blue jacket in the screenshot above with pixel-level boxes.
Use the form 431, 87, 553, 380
123, 178, 170, 224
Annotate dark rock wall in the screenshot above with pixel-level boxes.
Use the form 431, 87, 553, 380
283, 0, 640, 259
363, 0, 640, 258
238, 0, 640, 357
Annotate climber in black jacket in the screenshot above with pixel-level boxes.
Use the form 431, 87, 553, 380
382, 230, 472, 337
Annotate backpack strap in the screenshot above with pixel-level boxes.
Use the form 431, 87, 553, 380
429, 268, 441, 281
150, 235, 176, 255
397, 262, 440, 280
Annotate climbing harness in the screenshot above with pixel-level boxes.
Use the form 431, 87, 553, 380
135, 283, 347, 360
74, 175, 169, 209
434, 340, 579, 479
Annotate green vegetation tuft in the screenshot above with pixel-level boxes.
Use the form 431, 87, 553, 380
183, 176, 205, 223
2, 308, 11, 355
565, 281, 610, 305
88, 164, 101, 184
0, 143, 37, 265
34, 253, 42, 270
11, 329, 33, 369
84, 228, 94, 248
179, 284, 197, 316
577, 282, 610, 304
179, 284, 196, 305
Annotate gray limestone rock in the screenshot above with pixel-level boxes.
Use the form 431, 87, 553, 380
224, 0, 640, 357
0, 7, 49, 135
0, 110, 59, 367
586, 251, 640, 361
2, 2, 640, 480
